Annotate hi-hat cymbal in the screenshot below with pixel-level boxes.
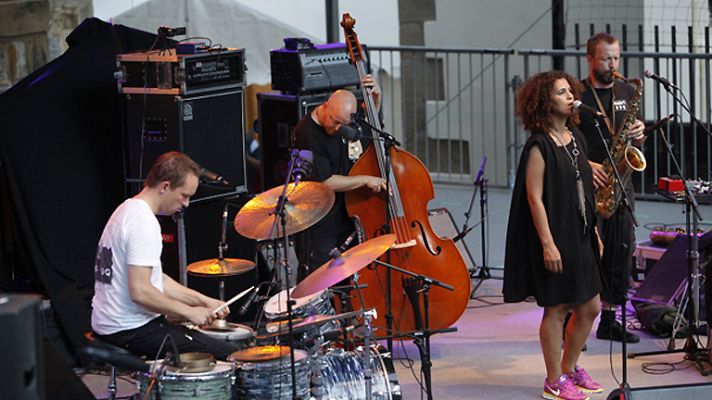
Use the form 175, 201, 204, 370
228, 345, 290, 362
234, 181, 335, 240
265, 310, 363, 335
292, 234, 396, 299
186, 258, 255, 276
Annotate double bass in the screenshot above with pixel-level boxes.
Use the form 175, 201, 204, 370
341, 14, 471, 335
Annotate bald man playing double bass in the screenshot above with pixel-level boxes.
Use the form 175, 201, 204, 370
293, 75, 387, 274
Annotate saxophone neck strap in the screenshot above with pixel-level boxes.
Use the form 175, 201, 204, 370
586, 79, 616, 140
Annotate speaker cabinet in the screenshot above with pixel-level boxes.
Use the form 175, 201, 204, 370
123, 89, 248, 198
257, 92, 328, 190
632, 231, 712, 306
0, 294, 44, 400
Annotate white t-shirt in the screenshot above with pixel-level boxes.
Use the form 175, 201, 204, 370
91, 198, 164, 335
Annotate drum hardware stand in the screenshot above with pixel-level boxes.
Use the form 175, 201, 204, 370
371, 259, 454, 400
456, 156, 491, 299
332, 283, 369, 349
269, 150, 306, 399
178, 191, 246, 286
626, 121, 712, 377
352, 272, 376, 400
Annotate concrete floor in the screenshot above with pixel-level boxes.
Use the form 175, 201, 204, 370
79, 184, 712, 399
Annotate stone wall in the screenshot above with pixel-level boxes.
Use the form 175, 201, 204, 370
0, 0, 91, 92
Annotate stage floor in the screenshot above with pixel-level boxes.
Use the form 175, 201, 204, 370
79, 185, 712, 398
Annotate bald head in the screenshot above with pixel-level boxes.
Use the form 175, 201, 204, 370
317, 90, 358, 135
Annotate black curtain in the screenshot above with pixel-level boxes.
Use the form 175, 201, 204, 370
0, 18, 157, 360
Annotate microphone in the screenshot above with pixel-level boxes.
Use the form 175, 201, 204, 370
337, 114, 363, 141
573, 100, 603, 117
644, 69, 677, 89
166, 333, 181, 368
474, 155, 487, 185
644, 114, 676, 134
328, 231, 358, 259
290, 149, 313, 186
237, 288, 259, 316
199, 168, 230, 187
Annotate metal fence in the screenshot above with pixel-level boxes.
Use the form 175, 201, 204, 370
369, 37, 712, 197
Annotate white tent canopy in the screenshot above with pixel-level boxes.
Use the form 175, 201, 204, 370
113, 0, 320, 84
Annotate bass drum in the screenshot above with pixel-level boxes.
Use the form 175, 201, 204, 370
312, 345, 401, 400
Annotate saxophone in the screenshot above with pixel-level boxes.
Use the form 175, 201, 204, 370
594, 71, 646, 218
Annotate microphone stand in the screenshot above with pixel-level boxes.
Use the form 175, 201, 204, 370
590, 116, 638, 399
459, 175, 490, 299
371, 259, 454, 400
627, 124, 710, 376
353, 120, 399, 354
270, 150, 300, 399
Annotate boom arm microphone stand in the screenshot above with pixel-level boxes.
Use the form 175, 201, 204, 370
454, 156, 490, 298
587, 115, 638, 399
626, 107, 710, 375
372, 259, 454, 400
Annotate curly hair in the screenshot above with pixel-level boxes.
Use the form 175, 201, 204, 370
515, 70, 583, 134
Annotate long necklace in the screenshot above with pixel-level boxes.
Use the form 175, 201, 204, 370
550, 128, 588, 232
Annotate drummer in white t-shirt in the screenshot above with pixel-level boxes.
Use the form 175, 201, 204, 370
91, 151, 239, 360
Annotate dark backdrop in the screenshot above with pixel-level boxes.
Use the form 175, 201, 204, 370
0, 18, 158, 360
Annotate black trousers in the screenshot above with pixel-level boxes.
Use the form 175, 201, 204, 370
95, 316, 240, 361
598, 205, 636, 305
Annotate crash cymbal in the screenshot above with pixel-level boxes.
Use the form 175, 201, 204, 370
228, 345, 290, 362
234, 181, 335, 240
186, 258, 255, 276
292, 234, 396, 299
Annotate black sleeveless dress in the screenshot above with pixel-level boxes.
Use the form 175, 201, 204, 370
503, 128, 601, 307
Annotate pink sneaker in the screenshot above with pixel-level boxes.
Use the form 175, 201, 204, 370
567, 366, 604, 394
542, 374, 590, 400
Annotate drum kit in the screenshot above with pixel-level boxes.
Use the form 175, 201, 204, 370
144, 156, 402, 399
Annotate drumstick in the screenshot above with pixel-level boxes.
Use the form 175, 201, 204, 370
211, 286, 254, 315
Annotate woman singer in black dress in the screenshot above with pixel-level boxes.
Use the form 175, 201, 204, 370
503, 71, 604, 400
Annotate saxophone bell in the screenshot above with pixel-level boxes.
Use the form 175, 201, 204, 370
625, 146, 646, 172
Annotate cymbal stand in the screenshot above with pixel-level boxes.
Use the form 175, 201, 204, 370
372, 259, 454, 400
270, 151, 301, 399
352, 272, 374, 400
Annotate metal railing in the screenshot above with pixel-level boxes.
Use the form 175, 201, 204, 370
369, 43, 712, 196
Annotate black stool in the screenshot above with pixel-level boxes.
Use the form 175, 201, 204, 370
83, 332, 133, 400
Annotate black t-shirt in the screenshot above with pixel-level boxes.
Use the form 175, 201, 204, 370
292, 115, 368, 237
577, 79, 638, 164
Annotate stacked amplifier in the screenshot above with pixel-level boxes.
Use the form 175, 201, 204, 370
116, 47, 253, 285
259, 40, 369, 189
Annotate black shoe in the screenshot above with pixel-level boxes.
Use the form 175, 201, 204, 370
596, 321, 640, 343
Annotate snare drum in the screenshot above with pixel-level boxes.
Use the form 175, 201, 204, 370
195, 323, 255, 350
312, 346, 401, 400
229, 346, 311, 399
137, 360, 234, 400
264, 288, 339, 336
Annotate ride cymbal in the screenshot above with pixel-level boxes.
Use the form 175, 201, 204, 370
186, 258, 255, 276
291, 234, 396, 299
234, 181, 335, 240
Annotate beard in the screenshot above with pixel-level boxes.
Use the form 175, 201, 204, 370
593, 69, 614, 84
